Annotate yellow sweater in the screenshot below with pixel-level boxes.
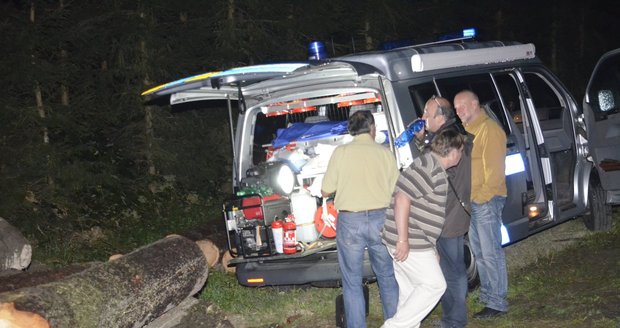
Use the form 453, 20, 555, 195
465, 111, 507, 203
322, 134, 398, 211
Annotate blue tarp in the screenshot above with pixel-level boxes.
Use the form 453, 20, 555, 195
272, 121, 348, 148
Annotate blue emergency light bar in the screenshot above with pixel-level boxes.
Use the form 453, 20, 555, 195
308, 41, 328, 60
438, 27, 477, 41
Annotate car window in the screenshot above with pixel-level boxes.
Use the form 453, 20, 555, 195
408, 82, 437, 119
494, 73, 523, 126
433, 73, 511, 135
523, 72, 563, 123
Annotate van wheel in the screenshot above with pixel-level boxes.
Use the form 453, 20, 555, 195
464, 235, 480, 290
584, 179, 612, 231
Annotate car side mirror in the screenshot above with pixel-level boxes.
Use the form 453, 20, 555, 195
598, 89, 615, 112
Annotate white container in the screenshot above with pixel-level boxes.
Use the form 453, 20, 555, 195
290, 189, 319, 243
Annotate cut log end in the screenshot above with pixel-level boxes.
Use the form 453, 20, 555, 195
0, 302, 50, 328
0, 218, 33, 271
195, 240, 220, 268
221, 250, 236, 274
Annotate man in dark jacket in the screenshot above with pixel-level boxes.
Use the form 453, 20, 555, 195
414, 95, 473, 328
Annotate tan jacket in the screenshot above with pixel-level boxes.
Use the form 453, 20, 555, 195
465, 112, 507, 203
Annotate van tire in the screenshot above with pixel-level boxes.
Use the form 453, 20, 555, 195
584, 179, 612, 232
464, 235, 480, 290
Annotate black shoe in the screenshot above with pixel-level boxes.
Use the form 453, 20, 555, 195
473, 307, 506, 319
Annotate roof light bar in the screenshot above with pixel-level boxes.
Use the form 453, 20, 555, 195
308, 41, 328, 60
411, 43, 536, 72
462, 28, 476, 38
437, 27, 477, 41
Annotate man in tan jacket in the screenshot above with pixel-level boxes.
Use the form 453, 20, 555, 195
454, 90, 508, 319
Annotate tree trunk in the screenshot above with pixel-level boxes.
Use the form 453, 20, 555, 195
0, 218, 32, 271
60, 49, 69, 106
363, 19, 373, 51
30, 3, 48, 145
0, 263, 95, 293
0, 235, 209, 328
145, 105, 156, 176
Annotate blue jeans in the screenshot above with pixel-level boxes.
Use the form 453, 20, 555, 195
469, 196, 508, 312
337, 210, 399, 328
437, 236, 468, 328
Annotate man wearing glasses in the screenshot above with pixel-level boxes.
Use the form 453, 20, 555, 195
413, 95, 473, 328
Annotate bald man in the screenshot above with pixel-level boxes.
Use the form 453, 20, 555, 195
454, 90, 508, 319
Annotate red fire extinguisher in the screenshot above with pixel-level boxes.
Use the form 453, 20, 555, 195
283, 221, 297, 254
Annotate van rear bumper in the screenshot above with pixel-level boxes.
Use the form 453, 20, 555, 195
234, 250, 376, 287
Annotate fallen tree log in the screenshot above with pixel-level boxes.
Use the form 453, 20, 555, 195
0, 217, 32, 271
0, 235, 209, 328
0, 263, 96, 293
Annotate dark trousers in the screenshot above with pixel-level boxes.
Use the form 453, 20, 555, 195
437, 235, 468, 328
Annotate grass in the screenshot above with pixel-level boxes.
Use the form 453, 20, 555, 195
200, 212, 620, 328
201, 272, 345, 327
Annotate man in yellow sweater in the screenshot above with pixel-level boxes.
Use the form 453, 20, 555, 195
454, 90, 508, 319
322, 110, 399, 328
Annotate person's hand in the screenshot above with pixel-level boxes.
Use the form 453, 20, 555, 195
393, 241, 409, 262
414, 126, 426, 140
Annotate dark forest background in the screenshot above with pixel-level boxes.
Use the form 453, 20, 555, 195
1, 0, 619, 265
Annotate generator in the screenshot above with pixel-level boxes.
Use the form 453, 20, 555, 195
224, 194, 291, 258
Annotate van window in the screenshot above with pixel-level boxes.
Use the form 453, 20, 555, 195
408, 82, 437, 119
494, 73, 523, 126
523, 72, 563, 123
431, 73, 511, 134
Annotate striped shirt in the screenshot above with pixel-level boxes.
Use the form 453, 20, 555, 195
382, 152, 448, 250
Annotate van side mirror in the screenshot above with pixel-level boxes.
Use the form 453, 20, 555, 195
598, 89, 615, 112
